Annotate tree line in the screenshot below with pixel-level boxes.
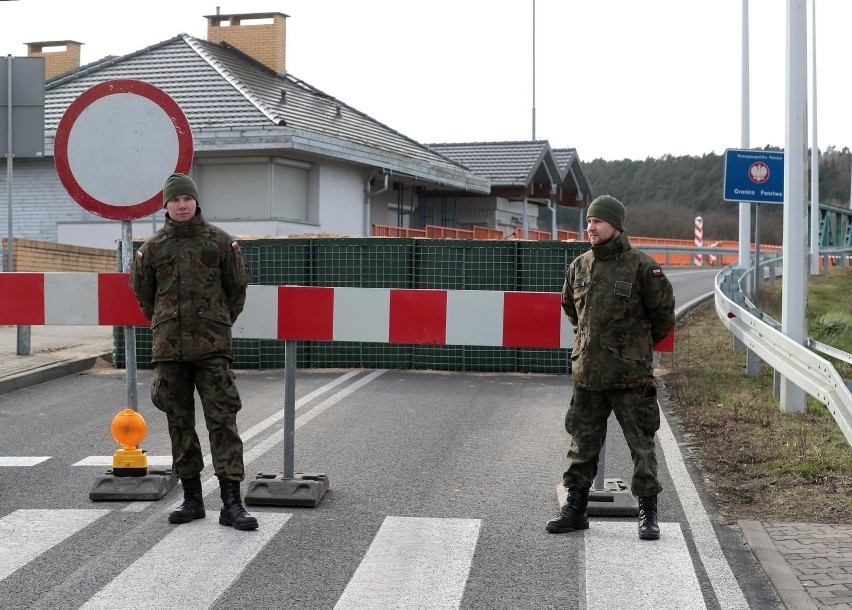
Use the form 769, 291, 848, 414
565, 146, 852, 246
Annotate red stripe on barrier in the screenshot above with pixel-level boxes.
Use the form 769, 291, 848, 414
654, 330, 675, 352
0, 273, 45, 324
389, 289, 447, 344
279, 286, 334, 340
98, 273, 150, 326
503, 292, 561, 348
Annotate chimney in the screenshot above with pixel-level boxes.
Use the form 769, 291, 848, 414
205, 11, 289, 74
26, 40, 83, 79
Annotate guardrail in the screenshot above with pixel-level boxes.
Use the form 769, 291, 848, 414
714, 259, 852, 448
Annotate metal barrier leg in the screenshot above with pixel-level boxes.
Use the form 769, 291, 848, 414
245, 340, 329, 507
773, 369, 781, 400
746, 349, 761, 376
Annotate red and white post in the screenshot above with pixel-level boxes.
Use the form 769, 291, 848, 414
694, 216, 703, 266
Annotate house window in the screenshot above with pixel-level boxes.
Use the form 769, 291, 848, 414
196, 157, 311, 221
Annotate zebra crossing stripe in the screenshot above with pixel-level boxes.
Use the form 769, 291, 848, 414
585, 522, 706, 609
72, 455, 173, 467
79, 513, 292, 609
0, 509, 110, 580
658, 411, 750, 609
0, 457, 50, 466
334, 516, 481, 610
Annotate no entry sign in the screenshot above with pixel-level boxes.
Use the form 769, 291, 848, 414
54, 79, 193, 220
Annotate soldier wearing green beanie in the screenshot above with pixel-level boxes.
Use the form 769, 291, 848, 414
547, 194, 675, 542
131, 172, 258, 531
585, 194, 625, 231
162, 172, 200, 208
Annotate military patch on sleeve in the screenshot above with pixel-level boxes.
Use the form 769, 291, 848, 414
231, 241, 240, 251
135, 250, 144, 260
651, 267, 663, 277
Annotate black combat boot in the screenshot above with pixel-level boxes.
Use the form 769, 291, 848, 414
638, 495, 660, 540
218, 478, 259, 531
546, 488, 590, 533
168, 475, 206, 524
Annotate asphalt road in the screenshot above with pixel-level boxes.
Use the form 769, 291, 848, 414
0, 266, 784, 609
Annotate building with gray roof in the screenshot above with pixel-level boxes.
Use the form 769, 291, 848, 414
2, 11, 593, 250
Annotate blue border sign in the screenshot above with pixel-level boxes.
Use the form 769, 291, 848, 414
723, 148, 784, 204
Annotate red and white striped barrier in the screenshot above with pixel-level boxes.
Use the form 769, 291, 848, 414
0, 273, 673, 351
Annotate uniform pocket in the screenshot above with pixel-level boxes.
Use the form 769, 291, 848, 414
151, 370, 167, 413
200, 246, 219, 266
564, 394, 578, 435
198, 308, 232, 326
634, 391, 660, 435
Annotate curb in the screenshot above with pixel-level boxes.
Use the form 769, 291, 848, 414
738, 520, 819, 610
0, 352, 112, 396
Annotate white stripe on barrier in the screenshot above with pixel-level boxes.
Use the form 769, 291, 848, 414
233, 285, 278, 339
560, 312, 576, 349
446, 290, 503, 346
46, 272, 98, 325
334, 287, 390, 343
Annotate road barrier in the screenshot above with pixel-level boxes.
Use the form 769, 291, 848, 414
0, 271, 674, 507
0, 273, 575, 348
715, 263, 852, 448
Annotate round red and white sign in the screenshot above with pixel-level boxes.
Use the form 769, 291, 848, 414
54, 79, 193, 220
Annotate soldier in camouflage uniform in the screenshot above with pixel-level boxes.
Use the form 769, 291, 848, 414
130, 173, 258, 531
546, 195, 675, 540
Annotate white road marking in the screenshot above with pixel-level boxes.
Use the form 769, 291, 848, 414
80, 512, 291, 610
74, 370, 365, 473
658, 410, 750, 609
240, 369, 363, 439
0, 456, 50, 466
294, 369, 387, 429
165, 369, 386, 510
73, 455, 172, 466
334, 516, 481, 610
585, 522, 706, 610
0, 509, 110, 580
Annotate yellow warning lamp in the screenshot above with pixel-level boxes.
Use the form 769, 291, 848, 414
110, 408, 149, 477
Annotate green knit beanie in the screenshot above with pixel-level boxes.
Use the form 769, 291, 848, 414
162, 173, 199, 208
586, 195, 625, 231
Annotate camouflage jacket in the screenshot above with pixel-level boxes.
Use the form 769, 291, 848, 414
561, 231, 675, 390
129, 210, 251, 362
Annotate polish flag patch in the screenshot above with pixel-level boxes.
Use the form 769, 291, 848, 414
651, 267, 663, 277
135, 250, 144, 259
231, 241, 240, 251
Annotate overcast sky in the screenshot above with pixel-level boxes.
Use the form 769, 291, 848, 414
1, 0, 849, 162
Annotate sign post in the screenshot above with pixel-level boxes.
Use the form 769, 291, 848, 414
54, 79, 193, 500
2, 55, 45, 355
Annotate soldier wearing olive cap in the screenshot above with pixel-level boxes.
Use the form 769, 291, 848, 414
546, 195, 675, 541
130, 172, 258, 531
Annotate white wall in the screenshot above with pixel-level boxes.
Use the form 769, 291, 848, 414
4, 156, 374, 250
316, 161, 368, 236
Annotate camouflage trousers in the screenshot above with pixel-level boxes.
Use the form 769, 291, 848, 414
561, 383, 662, 497
151, 357, 245, 481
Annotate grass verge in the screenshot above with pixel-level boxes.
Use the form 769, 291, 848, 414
657, 267, 852, 524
